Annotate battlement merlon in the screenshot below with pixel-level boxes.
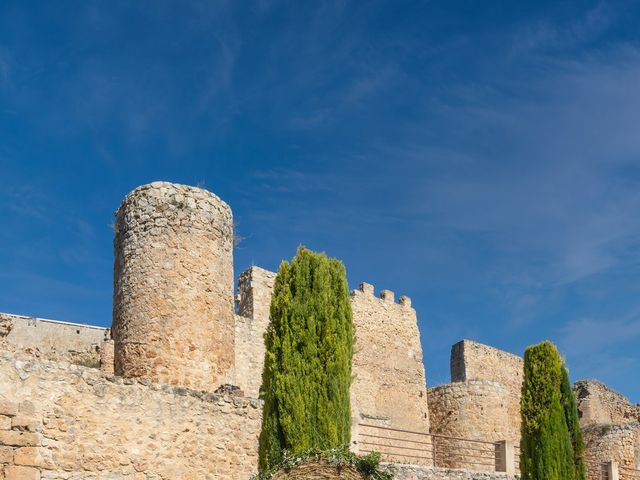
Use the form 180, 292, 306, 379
351, 282, 413, 309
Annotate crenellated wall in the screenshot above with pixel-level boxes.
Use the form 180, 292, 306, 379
349, 283, 431, 461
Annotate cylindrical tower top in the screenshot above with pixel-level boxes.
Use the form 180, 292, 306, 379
112, 181, 235, 391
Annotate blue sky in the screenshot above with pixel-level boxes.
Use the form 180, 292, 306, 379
1, 1, 640, 400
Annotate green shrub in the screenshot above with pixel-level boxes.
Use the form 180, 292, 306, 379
258, 247, 354, 472
520, 341, 575, 480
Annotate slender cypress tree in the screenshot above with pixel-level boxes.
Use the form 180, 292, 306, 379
561, 366, 586, 480
520, 341, 575, 480
258, 247, 354, 472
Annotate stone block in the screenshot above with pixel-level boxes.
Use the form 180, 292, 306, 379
0, 431, 40, 447
11, 415, 40, 433
0, 445, 13, 462
17, 402, 35, 415
5, 466, 40, 480
0, 416, 11, 430
0, 400, 18, 417
14, 447, 43, 467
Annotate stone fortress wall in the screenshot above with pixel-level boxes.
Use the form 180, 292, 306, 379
0, 350, 262, 480
0, 313, 113, 372
0, 181, 637, 479
234, 266, 276, 398
428, 341, 523, 471
348, 283, 431, 462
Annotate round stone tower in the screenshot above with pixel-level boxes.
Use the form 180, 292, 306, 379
112, 181, 235, 390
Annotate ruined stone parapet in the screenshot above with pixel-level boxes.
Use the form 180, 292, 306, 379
350, 282, 430, 457
112, 182, 235, 390
575, 380, 640, 427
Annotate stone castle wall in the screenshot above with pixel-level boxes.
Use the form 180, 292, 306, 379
349, 283, 430, 461
428, 381, 511, 470
0, 350, 262, 480
112, 182, 235, 391
582, 423, 640, 476
7, 180, 639, 479
0, 313, 109, 360
575, 380, 640, 427
451, 340, 522, 439
427, 341, 523, 471
0, 313, 112, 371
450, 341, 524, 399
234, 267, 276, 398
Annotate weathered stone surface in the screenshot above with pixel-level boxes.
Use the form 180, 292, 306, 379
349, 283, 430, 463
4, 465, 40, 480
11, 415, 40, 433
449, 340, 523, 443
112, 182, 236, 391
582, 423, 640, 477
99, 339, 114, 375
0, 399, 18, 417
234, 266, 276, 398
0, 313, 109, 367
428, 381, 511, 470
0, 351, 261, 479
0, 416, 11, 430
427, 340, 523, 469
0, 445, 13, 463
575, 380, 640, 427
13, 448, 43, 467
0, 431, 40, 447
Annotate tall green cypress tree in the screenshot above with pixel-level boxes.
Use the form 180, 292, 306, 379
258, 247, 354, 472
561, 366, 586, 480
520, 341, 575, 480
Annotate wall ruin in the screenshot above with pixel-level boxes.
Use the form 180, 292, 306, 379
575, 380, 640, 427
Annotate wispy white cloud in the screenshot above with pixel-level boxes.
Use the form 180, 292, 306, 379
560, 312, 640, 357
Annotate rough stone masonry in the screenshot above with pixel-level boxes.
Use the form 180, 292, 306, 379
0, 181, 636, 479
